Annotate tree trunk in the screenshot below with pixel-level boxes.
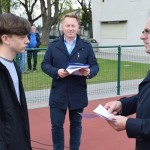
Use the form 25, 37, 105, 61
89, 23, 93, 38
6, 0, 10, 13
41, 27, 49, 46
41, 16, 50, 46
40, 0, 60, 46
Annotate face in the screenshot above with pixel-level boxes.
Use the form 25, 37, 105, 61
62, 17, 79, 40
140, 19, 150, 54
8, 35, 29, 54
31, 26, 36, 33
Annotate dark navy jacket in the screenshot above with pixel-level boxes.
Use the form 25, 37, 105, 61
120, 71, 150, 150
41, 35, 99, 110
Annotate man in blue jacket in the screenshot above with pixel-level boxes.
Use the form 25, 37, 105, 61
27, 25, 41, 72
104, 18, 150, 150
41, 13, 99, 150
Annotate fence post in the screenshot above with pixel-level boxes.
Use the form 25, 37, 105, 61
15, 53, 21, 67
117, 45, 121, 95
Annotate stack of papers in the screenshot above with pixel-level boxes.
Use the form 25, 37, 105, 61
79, 104, 115, 121
66, 63, 89, 75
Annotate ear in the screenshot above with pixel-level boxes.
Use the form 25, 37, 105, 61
1, 35, 10, 45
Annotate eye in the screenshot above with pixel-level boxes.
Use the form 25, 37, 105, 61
65, 25, 70, 27
145, 29, 150, 33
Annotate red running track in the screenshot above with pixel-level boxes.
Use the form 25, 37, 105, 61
29, 96, 135, 150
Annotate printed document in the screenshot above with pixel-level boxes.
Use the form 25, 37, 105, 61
66, 63, 89, 75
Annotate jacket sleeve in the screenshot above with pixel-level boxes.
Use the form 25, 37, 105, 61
36, 33, 41, 48
119, 94, 150, 139
122, 85, 150, 139
41, 44, 59, 79
120, 94, 138, 116
0, 138, 6, 150
126, 118, 150, 139
86, 43, 99, 79
0, 122, 6, 149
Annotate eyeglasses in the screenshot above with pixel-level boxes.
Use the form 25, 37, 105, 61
142, 29, 150, 36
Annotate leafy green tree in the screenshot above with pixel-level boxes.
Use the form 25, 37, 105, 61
16, 0, 42, 25
0, 0, 10, 13
39, 0, 61, 45
39, 0, 81, 45
77, 0, 93, 38
9, 0, 82, 45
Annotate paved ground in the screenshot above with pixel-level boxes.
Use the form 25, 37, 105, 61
29, 95, 135, 150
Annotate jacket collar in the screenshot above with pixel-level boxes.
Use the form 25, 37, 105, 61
0, 61, 6, 70
0, 61, 23, 106
0, 61, 21, 87
55, 35, 85, 56
140, 70, 150, 85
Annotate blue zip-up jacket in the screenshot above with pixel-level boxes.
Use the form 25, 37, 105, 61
28, 32, 41, 48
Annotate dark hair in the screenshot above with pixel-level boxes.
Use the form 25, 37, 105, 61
0, 13, 31, 42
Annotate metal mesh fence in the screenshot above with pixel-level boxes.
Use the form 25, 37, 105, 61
18, 45, 148, 107
92, 46, 147, 98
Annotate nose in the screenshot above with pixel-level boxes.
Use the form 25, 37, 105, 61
25, 36, 29, 44
140, 34, 146, 40
68, 25, 74, 30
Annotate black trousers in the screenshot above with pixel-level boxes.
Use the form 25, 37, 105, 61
27, 51, 38, 70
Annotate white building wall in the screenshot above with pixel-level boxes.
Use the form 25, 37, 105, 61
91, 0, 150, 46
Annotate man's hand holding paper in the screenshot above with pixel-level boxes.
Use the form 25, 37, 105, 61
104, 100, 122, 115
107, 115, 128, 131
80, 104, 116, 121
79, 68, 90, 76
93, 104, 116, 121
65, 63, 90, 76
104, 101, 128, 131
58, 69, 70, 78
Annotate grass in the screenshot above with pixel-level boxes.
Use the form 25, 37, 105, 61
22, 56, 150, 91
87, 58, 149, 84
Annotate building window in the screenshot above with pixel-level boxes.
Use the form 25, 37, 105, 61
101, 21, 127, 39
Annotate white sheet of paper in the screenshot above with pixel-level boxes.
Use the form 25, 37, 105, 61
66, 63, 89, 75
66, 67, 82, 75
93, 104, 113, 121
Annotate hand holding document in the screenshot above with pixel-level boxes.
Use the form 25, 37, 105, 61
93, 104, 115, 121
79, 104, 116, 121
66, 63, 89, 75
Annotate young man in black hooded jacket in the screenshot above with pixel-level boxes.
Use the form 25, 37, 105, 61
0, 13, 32, 150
